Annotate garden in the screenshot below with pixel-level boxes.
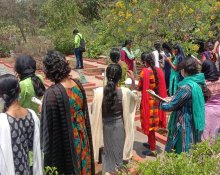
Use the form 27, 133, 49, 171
0, 0, 220, 174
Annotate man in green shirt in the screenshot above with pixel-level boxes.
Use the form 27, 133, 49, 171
73, 29, 84, 69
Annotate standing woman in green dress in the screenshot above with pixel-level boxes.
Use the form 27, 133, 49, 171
165, 44, 185, 96
41, 50, 95, 174
14, 55, 45, 114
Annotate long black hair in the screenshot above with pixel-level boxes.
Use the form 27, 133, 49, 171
0, 74, 20, 112
162, 42, 173, 56
141, 52, 159, 94
103, 64, 122, 109
110, 48, 120, 63
15, 55, 45, 97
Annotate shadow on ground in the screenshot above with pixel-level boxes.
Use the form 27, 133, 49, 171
133, 141, 163, 159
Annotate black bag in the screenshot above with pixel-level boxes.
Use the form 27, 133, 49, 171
77, 34, 86, 52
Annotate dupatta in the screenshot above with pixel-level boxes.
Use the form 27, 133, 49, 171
141, 68, 167, 135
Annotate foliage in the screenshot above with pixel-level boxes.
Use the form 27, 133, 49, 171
0, 0, 45, 42
87, 0, 220, 58
0, 24, 20, 57
135, 138, 220, 175
15, 36, 53, 69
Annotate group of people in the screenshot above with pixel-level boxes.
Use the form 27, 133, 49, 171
0, 51, 95, 174
0, 38, 220, 175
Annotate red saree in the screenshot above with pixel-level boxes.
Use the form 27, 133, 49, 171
138, 68, 167, 135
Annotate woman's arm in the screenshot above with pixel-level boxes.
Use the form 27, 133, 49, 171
159, 86, 191, 111
127, 70, 136, 90
165, 57, 177, 70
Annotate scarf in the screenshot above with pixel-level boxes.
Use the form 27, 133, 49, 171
122, 47, 135, 60
141, 68, 167, 134
178, 73, 205, 131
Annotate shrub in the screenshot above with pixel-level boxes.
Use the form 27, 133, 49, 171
135, 138, 220, 175
15, 36, 53, 69
0, 25, 20, 57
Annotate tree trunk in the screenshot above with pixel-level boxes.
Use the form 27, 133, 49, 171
17, 22, 27, 43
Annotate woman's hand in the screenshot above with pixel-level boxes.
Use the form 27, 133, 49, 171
165, 57, 171, 62
127, 70, 136, 90
127, 70, 135, 80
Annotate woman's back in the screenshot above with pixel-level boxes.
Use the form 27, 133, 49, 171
19, 77, 41, 114
102, 88, 123, 120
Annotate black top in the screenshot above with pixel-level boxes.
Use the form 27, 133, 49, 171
102, 89, 123, 120
41, 79, 95, 175
202, 59, 219, 81
7, 112, 34, 175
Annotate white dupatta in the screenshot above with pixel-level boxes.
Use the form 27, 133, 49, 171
91, 87, 138, 161
0, 109, 43, 175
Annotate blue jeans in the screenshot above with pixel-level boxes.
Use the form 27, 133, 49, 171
75, 48, 83, 68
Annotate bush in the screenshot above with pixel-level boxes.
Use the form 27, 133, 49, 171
52, 29, 75, 54
135, 138, 220, 175
0, 25, 20, 57
15, 36, 53, 69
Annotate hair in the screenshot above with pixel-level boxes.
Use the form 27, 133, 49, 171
103, 64, 122, 109
110, 48, 120, 63
14, 54, 45, 97
162, 42, 173, 55
73, 29, 79, 34
123, 39, 132, 47
179, 56, 198, 75
154, 41, 163, 60
173, 43, 185, 70
205, 41, 214, 51
43, 50, 71, 83
180, 56, 211, 102
0, 74, 20, 112
141, 52, 159, 94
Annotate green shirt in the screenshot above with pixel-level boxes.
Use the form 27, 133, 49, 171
19, 75, 43, 115
74, 33, 82, 48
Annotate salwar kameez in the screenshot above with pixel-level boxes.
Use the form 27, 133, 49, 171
138, 68, 167, 151
66, 86, 92, 174
160, 85, 202, 153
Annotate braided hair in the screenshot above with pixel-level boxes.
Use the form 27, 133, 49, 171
0, 74, 20, 112
103, 64, 122, 110
141, 52, 159, 94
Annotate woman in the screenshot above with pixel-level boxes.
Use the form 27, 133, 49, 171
152, 41, 163, 68
137, 52, 167, 156
14, 54, 45, 114
162, 43, 173, 92
160, 57, 205, 154
91, 64, 138, 174
0, 74, 42, 175
121, 40, 135, 71
201, 51, 219, 81
165, 44, 185, 96
104, 48, 128, 86
41, 50, 95, 174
